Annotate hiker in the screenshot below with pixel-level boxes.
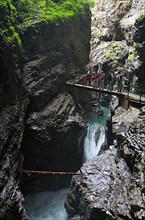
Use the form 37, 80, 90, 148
69, 70, 73, 83
100, 70, 106, 89
87, 70, 91, 86
116, 72, 123, 92
91, 71, 97, 88
107, 72, 115, 91
84, 75, 87, 86
70, 69, 76, 84
75, 67, 80, 79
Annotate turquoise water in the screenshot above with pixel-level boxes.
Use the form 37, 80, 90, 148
88, 106, 109, 126
25, 188, 68, 220
25, 106, 109, 219
83, 106, 109, 161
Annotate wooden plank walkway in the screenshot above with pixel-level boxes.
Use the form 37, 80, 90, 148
66, 82, 126, 96
66, 82, 145, 105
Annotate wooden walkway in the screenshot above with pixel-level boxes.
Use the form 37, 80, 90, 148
66, 82, 145, 105
66, 82, 126, 96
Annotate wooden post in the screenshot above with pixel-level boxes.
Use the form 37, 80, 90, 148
119, 95, 129, 110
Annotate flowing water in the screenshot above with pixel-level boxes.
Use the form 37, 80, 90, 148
24, 106, 109, 220
25, 188, 69, 220
83, 106, 109, 161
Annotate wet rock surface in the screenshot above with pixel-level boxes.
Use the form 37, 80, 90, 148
22, 92, 86, 193
65, 148, 132, 220
0, 101, 29, 220
20, 6, 91, 194
0, 5, 91, 219
65, 106, 145, 219
24, 62, 67, 112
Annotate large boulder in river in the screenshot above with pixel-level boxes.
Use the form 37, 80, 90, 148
65, 106, 145, 219
65, 148, 133, 220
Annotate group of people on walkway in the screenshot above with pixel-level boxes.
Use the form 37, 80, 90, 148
69, 64, 129, 93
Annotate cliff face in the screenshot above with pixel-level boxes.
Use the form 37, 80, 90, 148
65, 106, 145, 219
0, 5, 29, 218
134, 14, 145, 82
0, 101, 29, 220
0, 1, 91, 219
21, 11, 91, 69
90, 0, 145, 82
22, 92, 86, 193
21, 8, 91, 113
20, 7, 91, 193
65, 2, 145, 218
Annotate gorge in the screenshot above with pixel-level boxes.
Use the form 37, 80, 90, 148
0, 0, 145, 220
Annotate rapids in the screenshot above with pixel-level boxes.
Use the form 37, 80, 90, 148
24, 106, 109, 220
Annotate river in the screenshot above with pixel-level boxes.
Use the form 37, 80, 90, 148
24, 106, 109, 220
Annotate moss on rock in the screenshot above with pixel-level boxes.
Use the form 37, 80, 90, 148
0, 0, 21, 47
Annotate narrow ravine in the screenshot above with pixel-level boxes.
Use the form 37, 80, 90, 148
24, 106, 109, 220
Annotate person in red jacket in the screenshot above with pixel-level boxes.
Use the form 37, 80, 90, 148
100, 71, 106, 89
84, 75, 87, 86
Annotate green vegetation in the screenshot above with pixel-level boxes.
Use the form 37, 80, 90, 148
105, 50, 117, 59
105, 42, 123, 59
138, 10, 145, 21
13, 0, 94, 28
127, 53, 135, 62
127, 46, 137, 62
0, 0, 94, 44
0, 0, 21, 46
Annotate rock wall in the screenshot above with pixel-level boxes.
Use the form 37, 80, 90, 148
0, 3, 91, 219
22, 92, 86, 193
65, 106, 145, 219
21, 8, 91, 113
20, 8, 91, 194
90, 0, 145, 82
0, 35, 29, 219
134, 14, 145, 82
21, 10, 91, 71
0, 101, 29, 220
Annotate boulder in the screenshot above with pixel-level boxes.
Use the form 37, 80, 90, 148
65, 106, 145, 219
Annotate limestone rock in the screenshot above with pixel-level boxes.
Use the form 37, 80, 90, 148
90, 0, 145, 81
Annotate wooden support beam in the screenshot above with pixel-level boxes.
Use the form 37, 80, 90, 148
22, 170, 79, 175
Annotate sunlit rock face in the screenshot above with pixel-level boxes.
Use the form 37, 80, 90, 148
65, 106, 145, 219
90, 0, 145, 79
